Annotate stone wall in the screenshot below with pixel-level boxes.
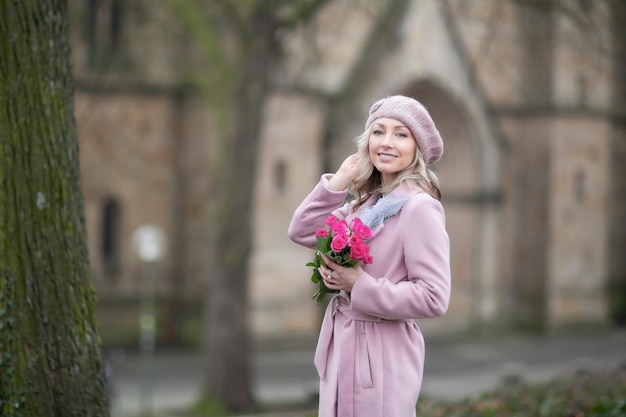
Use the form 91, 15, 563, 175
68, 0, 619, 343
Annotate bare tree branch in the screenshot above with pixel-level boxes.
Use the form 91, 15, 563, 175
279, 0, 332, 28
215, 0, 253, 44
168, 0, 231, 74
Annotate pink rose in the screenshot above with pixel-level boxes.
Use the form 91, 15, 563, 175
330, 234, 348, 252
349, 235, 363, 246
350, 243, 368, 260
315, 229, 329, 238
331, 220, 348, 235
324, 216, 338, 227
351, 217, 364, 229
351, 218, 374, 240
360, 226, 374, 240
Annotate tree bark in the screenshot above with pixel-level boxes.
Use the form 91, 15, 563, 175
0, 1, 110, 416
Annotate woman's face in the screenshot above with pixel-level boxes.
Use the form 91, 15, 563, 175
368, 117, 417, 186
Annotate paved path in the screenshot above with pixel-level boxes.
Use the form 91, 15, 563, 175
107, 328, 626, 417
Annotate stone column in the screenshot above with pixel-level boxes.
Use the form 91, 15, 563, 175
608, 2, 626, 325
505, 2, 554, 330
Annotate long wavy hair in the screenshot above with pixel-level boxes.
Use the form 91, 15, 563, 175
350, 125, 442, 211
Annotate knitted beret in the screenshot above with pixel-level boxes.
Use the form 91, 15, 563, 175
365, 95, 444, 166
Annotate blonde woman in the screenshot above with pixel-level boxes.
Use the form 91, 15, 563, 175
288, 95, 451, 417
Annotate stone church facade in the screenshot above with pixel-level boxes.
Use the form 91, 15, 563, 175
68, 0, 623, 343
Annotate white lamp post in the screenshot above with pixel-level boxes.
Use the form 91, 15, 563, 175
132, 225, 166, 417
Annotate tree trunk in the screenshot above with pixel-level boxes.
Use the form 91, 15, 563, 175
167, 1, 330, 411
203, 12, 276, 412
0, 1, 110, 416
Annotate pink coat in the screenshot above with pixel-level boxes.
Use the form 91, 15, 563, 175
288, 175, 451, 417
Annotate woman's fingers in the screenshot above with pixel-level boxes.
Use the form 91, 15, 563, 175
319, 253, 361, 292
320, 253, 339, 270
318, 265, 333, 280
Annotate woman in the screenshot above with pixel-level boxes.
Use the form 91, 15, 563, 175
288, 95, 451, 417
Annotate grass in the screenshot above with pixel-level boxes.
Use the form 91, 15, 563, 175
166, 366, 626, 417
172, 366, 626, 417
415, 367, 626, 417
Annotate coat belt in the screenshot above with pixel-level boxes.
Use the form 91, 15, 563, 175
315, 295, 411, 377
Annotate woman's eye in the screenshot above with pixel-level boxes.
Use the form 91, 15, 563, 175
373, 129, 384, 135
396, 132, 408, 138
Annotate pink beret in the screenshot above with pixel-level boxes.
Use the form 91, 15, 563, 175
365, 95, 444, 166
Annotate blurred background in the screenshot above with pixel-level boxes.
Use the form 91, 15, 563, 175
64, 0, 625, 415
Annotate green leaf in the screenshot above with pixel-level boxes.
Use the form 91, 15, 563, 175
313, 290, 323, 304
315, 236, 327, 252
327, 252, 341, 264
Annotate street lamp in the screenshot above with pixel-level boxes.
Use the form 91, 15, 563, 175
132, 225, 166, 417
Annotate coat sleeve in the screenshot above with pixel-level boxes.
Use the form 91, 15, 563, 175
350, 194, 451, 320
288, 174, 351, 249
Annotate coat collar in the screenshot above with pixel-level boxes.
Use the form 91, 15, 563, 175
356, 181, 422, 236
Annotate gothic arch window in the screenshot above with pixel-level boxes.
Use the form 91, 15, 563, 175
85, 0, 99, 69
274, 159, 287, 194
102, 198, 121, 278
110, 0, 123, 50
84, 0, 126, 69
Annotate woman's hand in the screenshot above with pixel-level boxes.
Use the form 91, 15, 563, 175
327, 153, 360, 191
317, 253, 363, 293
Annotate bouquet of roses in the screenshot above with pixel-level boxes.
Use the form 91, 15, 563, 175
307, 215, 374, 304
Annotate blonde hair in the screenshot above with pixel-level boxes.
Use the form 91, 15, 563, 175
350, 126, 442, 211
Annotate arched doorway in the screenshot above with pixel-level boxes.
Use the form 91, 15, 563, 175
403, 81, 492, 334
101, 198, 121, 279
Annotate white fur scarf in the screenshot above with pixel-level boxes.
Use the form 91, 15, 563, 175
358, 194, 410, 229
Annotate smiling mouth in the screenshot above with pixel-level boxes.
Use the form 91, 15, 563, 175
378, 153, 397, 161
